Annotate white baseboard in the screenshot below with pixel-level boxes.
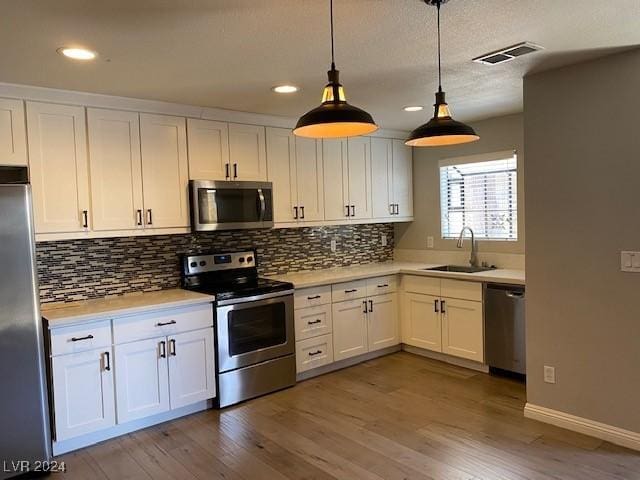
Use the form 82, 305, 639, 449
52, 400, 211, 456
524, 403, 640, 451
401, 344, 489, 373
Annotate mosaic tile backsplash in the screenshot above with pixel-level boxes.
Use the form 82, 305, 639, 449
37, 223, 394, 304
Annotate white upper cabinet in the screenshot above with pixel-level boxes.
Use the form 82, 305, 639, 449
228, 123, 267, 181
139, 113, 189, 228
266, 127, 297, 223
322, 138, 349, 221
27, 102, 90, 234
87, 108, 143, 231
392, 139, 413, 218
346, 137, 372, 220
371, 137, 394, 218
187, 119, 230, 180
0, 98, 27, 166
295, 137, 324, 222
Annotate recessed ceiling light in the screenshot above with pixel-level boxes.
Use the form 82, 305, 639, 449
57, 47, 97, 61
403, 106, 424, 112
272, 85, 299, 94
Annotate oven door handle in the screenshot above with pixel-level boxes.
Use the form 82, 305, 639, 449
257, 188, 266, 222
216, 289, 295, 307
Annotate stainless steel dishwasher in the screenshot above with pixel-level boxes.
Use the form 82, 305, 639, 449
484, 284, 526, 375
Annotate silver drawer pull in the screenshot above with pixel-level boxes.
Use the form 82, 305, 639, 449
71, 334, 94, 342
307, 295, 322, 300
308, 350, 323, 356
307, 319, 322, 325
156, 320, 177, 327
377, 284, 389, 288
344, 289, 358, 293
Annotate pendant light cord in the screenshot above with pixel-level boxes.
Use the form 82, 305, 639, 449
436, 0, 442, 93
330, 0, 336, 70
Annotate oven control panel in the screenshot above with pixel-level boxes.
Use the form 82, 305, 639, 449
183, 251, 256, 275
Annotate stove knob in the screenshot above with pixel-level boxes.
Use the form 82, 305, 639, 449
190, 262, 197, 268
239, 257, 245, 263
199, 261, 207, 267
247, 256, 254, 263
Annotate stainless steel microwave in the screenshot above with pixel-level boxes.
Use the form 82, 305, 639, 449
189, 180, 274, 231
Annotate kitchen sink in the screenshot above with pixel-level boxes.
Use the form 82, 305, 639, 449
423, 265, 495, 274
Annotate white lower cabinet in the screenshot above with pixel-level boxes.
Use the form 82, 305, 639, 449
51, 348, 115, 441
441, 298, 484, 362
402, 293, 442, 351
332, 298, 369, 361
296, 334, 334, 373
114, 336, 170, 423
167, 329, 216, 409
368, 293, 399, 352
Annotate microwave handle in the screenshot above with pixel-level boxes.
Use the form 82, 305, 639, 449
257, 188, 266, 221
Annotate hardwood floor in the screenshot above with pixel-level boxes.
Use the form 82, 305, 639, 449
58, 352, 640, 480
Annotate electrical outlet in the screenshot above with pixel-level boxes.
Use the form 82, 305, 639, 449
544, 366, 556, 384
381, 234, 387, 247
330, 239, 337, 252
427, 236, 434, 249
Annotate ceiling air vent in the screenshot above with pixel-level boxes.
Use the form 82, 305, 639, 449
473, 42, 543, 66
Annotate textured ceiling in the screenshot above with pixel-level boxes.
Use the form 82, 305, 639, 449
0, 0, 638, 130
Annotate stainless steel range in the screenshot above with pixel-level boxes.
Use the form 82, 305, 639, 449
182, 251, 295, 408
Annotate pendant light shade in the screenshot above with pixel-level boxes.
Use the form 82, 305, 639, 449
406, 0, 479, 147
294, 0, 377, 139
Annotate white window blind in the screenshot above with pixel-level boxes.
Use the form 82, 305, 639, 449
440, 152, 517, 241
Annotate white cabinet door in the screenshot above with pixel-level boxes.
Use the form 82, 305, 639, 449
402, 293, 442, 352
87, 108, 143, 231
139, 113, 189, 229
266, 127, 297, 223
371, 137, 393, 219
392, 139, 413, 218
441, 298, 484, 362
26, 102, 90, 234
347, 137, 372, 220
167, 328, 216, 409
114, 337, 170, 423
52, 349, 115, 441
322, 138, 349, 221
0, 98, 27, 165
187, 119, 230, 180
332, 298, 368, 361
368, 293, 399, 352
296, 137, 325, 222
228, 123, 267, 181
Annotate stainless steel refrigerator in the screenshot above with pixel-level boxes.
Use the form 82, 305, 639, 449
0, 166, 51, 479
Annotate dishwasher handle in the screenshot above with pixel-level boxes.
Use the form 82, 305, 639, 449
505, 291, 525, 299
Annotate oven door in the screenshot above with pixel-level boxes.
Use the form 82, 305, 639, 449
216, 292, 294, 373
190, 180, 274, 231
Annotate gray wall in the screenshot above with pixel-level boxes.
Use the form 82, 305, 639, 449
395, 113, 525, 254
525, 48, 640, 432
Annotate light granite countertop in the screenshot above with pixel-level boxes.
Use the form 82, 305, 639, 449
268, 261, 525, 289
41, 289, 215, 328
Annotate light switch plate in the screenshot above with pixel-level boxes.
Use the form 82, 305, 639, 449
330, 239, 337, 253
543, 365, 556, 384
427, 236, 434, 249
621, 251, 640, 272
381, 234, 387, 247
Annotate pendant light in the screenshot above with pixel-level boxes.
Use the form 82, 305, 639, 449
294, 0, 378, 138
406, 0, 479, 147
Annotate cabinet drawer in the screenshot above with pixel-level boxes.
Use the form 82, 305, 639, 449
296, 334, 334, 373
50, 320, 112, 356
295, 304, 332, 341
331, 279, 368, 302
366, 275, 397, 296
295, 285, 332, 309
441, 279, 482, 302
113, 304, 213, 344
402, 275, 441, 296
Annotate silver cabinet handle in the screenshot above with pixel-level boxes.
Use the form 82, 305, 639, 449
156, 320, 177, 327
159, 340, 167, 358
169, 339, 177, 356
71, 334, 94, 342
104, 351, 111, 371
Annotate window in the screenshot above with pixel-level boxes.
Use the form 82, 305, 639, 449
440, 151, 517, 241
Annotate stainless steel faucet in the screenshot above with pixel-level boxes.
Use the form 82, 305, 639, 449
457, 226, 478, 267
